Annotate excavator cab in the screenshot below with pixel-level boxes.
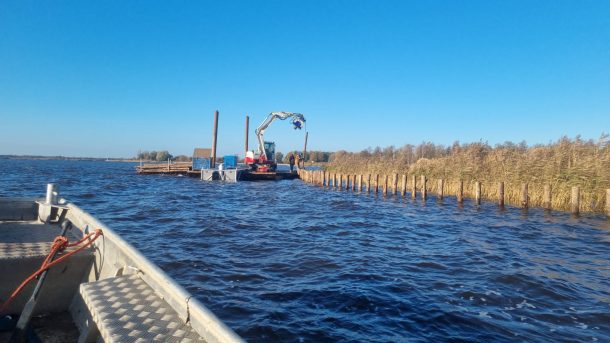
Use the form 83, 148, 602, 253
263, 141, 275, 162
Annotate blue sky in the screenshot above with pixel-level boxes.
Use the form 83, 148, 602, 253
1, 1, 609, 158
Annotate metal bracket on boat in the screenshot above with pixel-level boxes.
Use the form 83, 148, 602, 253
114, 265, 142, 277
36, 184, 69, 224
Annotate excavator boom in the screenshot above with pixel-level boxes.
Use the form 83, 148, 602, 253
254, 112, 305, 161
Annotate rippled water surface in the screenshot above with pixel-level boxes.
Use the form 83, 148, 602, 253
1, 160, 610, 342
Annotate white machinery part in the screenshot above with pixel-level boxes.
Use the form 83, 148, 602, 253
254, 112, 306, 162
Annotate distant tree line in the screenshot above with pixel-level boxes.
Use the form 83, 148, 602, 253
279, 150, 333, 163
136, 151, 172, 161
136, 150, 193, 162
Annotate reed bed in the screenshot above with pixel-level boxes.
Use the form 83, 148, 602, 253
324, 136, 610, 213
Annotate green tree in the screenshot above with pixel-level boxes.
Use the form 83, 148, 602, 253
275, 152, 284, 163
156, 151, 172, 161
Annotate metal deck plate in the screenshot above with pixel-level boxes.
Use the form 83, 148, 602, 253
0, 221, 82, 259
80, 274, 204, 342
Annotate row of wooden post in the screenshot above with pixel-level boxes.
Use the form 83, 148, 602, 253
298, 170, 610, 217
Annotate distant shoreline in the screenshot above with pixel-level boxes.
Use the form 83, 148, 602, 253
0, 155, 138, 162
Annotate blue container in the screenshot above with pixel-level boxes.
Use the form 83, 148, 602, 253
193, 157, 211, 170
223, 155, 237, 169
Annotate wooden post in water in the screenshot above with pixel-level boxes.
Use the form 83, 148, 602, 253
421, 175, 427, 200
475, 182, 481, 205
392, 173, 398, 195
358, 175, 363, 192
383, 175, 388, 196
375, 174, 379, 194
437, 179, 444, 200
339, 174, 344, 190
543, 184, 552, 210
457, 180, 464, 204
571, 186, 580, 215
605, 189, 610, 219
411, 175, 417, 199
211, 110, 219, 168
367, 174, 371, 194
346, 175, 351, 190
333, 173, 337, 189
498, 182, 504, 207
521, 183, 529, 208
401, 175, 407, 197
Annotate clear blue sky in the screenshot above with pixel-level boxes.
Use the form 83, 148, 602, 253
1, 1, 609, 158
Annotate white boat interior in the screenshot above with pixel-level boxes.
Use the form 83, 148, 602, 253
0, 185, 243, 343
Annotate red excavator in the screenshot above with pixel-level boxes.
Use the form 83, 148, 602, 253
244, 112, 306, 172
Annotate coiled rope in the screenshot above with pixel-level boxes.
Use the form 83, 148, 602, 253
0, 229, 103, 314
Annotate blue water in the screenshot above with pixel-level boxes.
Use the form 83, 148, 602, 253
1, 160, 610, 342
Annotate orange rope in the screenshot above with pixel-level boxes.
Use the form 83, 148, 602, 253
0, 229, 103, 314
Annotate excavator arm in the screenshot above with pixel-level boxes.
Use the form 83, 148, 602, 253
254, 111, 305, 161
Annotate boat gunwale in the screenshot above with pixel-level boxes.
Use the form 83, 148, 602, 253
1, 197, 244, 343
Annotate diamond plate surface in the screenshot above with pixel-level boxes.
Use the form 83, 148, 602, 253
0, 221, 83, 259
80, 274, 205, 343
0, 242, 55, 259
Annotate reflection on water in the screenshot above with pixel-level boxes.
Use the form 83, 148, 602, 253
1, 160, 610, 342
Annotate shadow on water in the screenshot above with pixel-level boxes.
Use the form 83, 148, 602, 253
1, 160, 610, 342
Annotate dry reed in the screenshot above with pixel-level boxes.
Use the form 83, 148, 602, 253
324, 136, 610, 213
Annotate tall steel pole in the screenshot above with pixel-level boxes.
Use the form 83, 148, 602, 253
211, 110, 219, 168
303, 131, 308, 162
245, 115, 249, 157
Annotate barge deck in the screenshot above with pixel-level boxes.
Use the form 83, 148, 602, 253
136, 162, 300, 181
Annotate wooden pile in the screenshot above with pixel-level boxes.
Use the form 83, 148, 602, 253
136, 161, 192, 174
